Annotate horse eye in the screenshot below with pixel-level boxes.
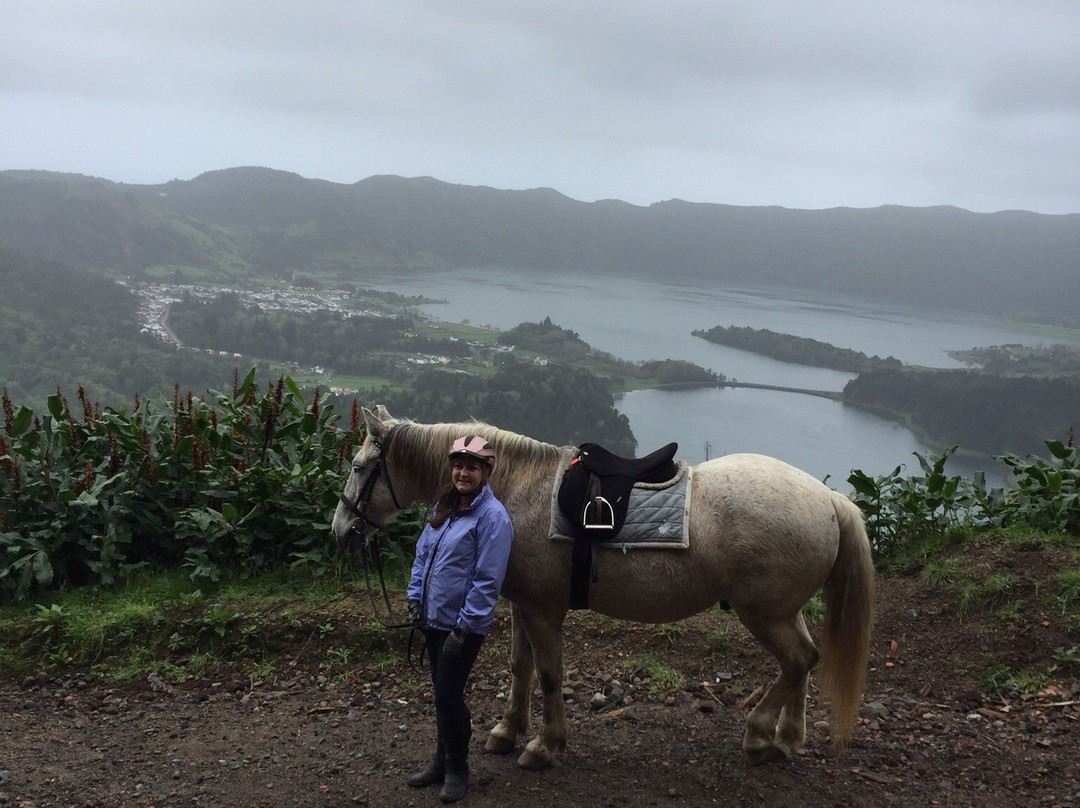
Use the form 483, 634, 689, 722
352, 464, 363, 475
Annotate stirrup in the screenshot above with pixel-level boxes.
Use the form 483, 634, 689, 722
582, 496, 615, 530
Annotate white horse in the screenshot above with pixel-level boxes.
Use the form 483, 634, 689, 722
333, 407, 875, 768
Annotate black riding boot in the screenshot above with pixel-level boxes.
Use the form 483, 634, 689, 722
438, 713, 471, 802
439, 766, 469, 803
406, 739, 445, 788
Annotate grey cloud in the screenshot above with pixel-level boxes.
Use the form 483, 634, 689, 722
1, 0, 1078, 213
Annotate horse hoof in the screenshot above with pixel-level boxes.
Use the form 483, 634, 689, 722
517, 743, 554, 771
485, 732, 517, 755
744, 743, 790, 766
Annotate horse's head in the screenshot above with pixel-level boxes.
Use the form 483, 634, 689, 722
332, 405, 405, 553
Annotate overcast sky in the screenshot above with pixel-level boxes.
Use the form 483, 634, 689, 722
3, 1, 1078, 214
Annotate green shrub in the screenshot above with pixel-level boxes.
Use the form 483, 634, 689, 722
847, 445, 986, 556
994, 440, 1080, 534
848, 440, 1080, 560
0, 370, 369, 601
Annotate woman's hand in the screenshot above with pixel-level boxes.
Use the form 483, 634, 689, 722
442, 626, 465, 660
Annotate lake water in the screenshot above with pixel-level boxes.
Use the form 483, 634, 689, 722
363, 268, 1071, 489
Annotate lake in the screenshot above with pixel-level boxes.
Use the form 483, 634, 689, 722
363, 268, 1070, 488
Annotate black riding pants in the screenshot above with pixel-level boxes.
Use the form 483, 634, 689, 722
424, 628, 485, 773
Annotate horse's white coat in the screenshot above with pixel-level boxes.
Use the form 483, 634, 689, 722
333, 408, 875, 768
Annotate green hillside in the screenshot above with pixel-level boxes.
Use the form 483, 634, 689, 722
0, 249, 240, 407
2, 168, 1078, 324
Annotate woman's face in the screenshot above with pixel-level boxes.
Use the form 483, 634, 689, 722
451, 457, 488, 498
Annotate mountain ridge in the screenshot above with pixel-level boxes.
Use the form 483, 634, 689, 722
1, 167, 1077, 323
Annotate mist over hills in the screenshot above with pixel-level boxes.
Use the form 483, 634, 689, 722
1, 167, 1077, 324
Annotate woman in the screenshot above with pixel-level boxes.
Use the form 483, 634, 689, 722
406, 435, 514, 803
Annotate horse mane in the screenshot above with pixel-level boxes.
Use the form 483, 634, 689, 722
385, 418, 567, 495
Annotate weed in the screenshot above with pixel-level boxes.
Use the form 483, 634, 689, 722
181, 651, 222, 677
994, 600, 1025, 623
921, 557, 963, 585
983, 662, 1051, 699
650, 623, 684, 645
960, 574, 1015, 611
110, 645, 160, 682
1055, 569, 1080, 615
706, 628, 733, 653
246, 658, 277, 681
193, 603, 234, 639
31, 603, 67, 644
801, 593, 825, 623
1049, 645, 1080, 676
324, 646, 354, 667
45, 644, 75, 666
629, 657, 684, 694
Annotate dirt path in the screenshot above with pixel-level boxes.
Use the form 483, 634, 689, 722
1, 542, 1078, 807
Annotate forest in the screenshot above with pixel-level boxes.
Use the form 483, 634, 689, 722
843, 368, 1080, 456
366, 362, 636, 454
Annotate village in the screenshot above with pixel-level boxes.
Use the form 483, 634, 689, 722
124, 281, 378, 349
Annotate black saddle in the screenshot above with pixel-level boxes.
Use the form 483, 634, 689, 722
557, 441, 679, 609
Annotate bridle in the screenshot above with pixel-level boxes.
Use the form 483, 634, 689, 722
337, 427, 404, 533
337, 426, 416, 630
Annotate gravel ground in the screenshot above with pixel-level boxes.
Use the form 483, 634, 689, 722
1, 540, 1078, 808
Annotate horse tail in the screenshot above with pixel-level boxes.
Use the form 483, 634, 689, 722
818, 492, 876, 749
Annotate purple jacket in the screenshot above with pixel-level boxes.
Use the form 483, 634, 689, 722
407, 484, 513, 635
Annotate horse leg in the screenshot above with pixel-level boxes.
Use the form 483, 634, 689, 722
775, 613, 815, 754
737, 610, 819, 765
486, 602, 534, 755
513, 607, 568, 770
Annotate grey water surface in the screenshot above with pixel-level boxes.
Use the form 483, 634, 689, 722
365, 268, 1071, 489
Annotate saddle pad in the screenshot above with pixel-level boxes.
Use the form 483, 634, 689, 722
550, 461, 692, 550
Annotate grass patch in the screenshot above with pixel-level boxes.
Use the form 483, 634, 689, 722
994, 600, 1025, 623
650, 623, 685, 645
921, 556, 964, 585
1050, 646, 1080, 676
0, 568, 393, 681
1056, 569, 1080, 615
982, 662, 1053, 699
878, 526, 976, 571
629, 657, 684, 694
960, 574, 1016, 611
142, 264, 226, 282
706, 627, 733, 653
986, 526, 1078, 551
420, 320, 500, 344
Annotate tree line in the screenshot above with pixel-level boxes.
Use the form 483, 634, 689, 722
692, 325, 902, 373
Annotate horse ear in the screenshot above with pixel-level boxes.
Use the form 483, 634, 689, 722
363, 407, 390, 441
373, 404, 394, 422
